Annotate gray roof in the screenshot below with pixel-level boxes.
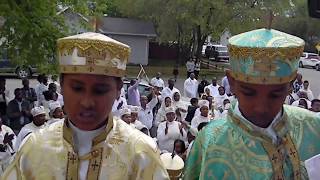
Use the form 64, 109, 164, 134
99, 17, 156, 37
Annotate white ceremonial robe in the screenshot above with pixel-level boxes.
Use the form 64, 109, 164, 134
161, 87, 180, 102
213, 94, 229, 109
191, 115, 210, 129
205, 84, 220, 98
150, 77, 165, 88
157, 121, 186, 153
15, 122, 46, 151
184, 78, 199, 98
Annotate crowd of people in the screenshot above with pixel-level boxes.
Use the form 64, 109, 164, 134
0, 74, 65, 174
0, 68, 320, 175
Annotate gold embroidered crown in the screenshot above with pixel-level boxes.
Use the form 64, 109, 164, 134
57, 32, 131, 77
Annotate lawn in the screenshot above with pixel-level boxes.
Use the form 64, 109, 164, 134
126, 58, 227, 80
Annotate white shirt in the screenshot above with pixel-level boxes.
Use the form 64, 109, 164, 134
150, 77, 165, 88
37, 83, 48, 106
186, 61, 195, 72
221, 76, 231, 95
138, 97, 158, 129
205, 84, 220, 97
157, 121, 186, 153
161, 87, 180, 102
184, 78, 199, 98
15, 122, 46, 151
235, 101, 282, 144
111, 97, 127, 117
194, 62, 201, 71
69, 121, 105, 180
0, 125, 16, 174
191, 115, 210, 129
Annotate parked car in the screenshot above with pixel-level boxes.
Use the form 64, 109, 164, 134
204, 44, 229, 61
0, 49, 36, 78
299, 52, 320, 71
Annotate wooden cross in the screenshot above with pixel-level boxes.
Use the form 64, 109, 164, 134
91, 160, 100, 171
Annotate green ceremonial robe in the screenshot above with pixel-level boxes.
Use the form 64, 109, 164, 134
184, 102, 320, 180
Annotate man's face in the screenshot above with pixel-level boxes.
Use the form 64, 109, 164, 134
53, 108, 64, 119
62, 74, 120, 131
15, 90, 23, 101
297, 74, 302, 82
190, 73, 195, 80
212, 79, 217, 86
168, 79, 175, 87
49, 84, 57, 92
43, 77, 48, 86
228, 73, 290, 128
156, 72, 161, 79
22, 79, 29, 87
140, 96, 148, 107
312, 101, 320, 112
303, 82, 309, 89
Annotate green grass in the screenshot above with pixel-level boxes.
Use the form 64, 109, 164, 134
126, 58, 226, 80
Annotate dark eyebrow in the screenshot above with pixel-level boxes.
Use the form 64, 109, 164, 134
271, 86, 287, 93
239, 85, 255, 92
70, 79, 84, 85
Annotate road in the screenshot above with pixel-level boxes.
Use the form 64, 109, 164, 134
1, 67, 320, 100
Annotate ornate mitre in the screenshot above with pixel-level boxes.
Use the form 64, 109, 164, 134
57, 32, 130, 77
228, 28, 305, 84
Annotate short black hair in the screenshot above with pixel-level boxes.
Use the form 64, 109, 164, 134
303, 80, 309, 84
190, 98, 198, 105
311, 99, 320, 106
14, 88, 21, 94
198, 122, 208, 131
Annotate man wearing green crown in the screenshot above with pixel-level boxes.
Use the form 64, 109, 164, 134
184, 28, 320, 179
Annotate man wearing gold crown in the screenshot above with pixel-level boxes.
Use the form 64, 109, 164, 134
2, 32, 169, 179
184, 29, 320, 179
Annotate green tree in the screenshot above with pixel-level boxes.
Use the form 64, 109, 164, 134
0, 0, 110, 74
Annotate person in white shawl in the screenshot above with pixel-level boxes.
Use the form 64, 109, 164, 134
15, 106, 47, 151
0, 117, 15, 175
172, 92, 187, 122
47, 101, 64, 125
155, 96, 172, 126
157, 106, 187, 153
213, 86, 229, 109
119, 107, 131, 124
191, 100, 210, 129
183, 73, 198, 98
